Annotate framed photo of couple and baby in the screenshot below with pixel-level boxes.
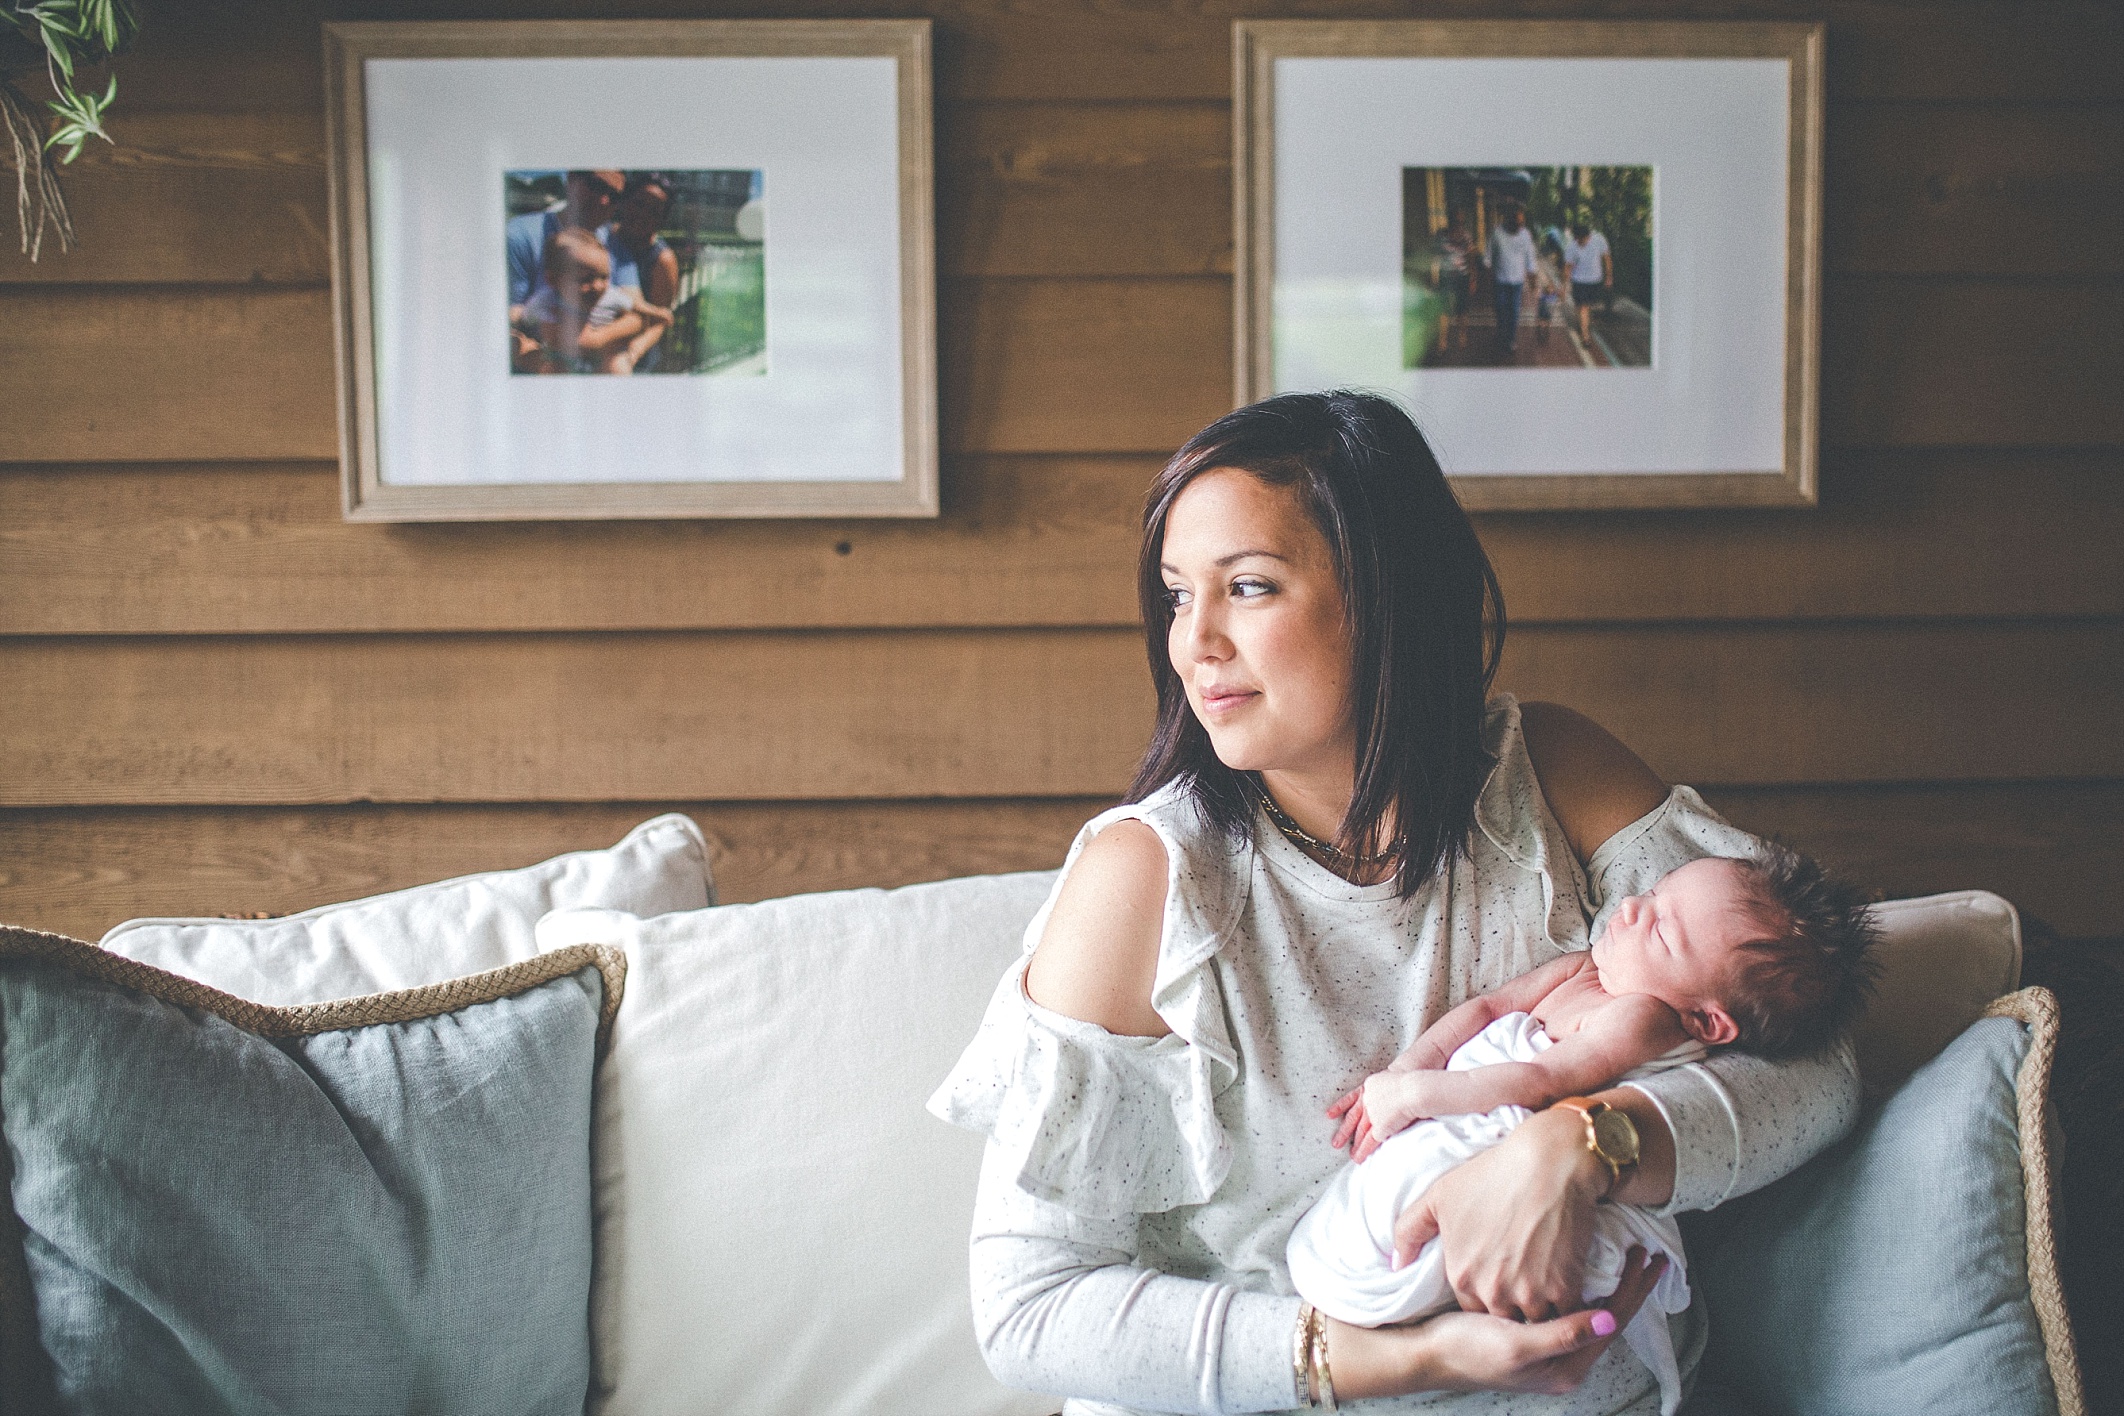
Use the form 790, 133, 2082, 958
324, 21, 937, 520
1235, 21, 1825, 509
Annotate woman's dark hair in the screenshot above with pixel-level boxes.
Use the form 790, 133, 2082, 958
1126, 390, 1506, 897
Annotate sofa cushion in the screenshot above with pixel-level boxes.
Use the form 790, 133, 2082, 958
0, 926, 623, 1413
537, 872, 1061, 1416
1850, 889, 2022, 1098
98, 813, 710, 1003
1688, 988, 2084, 1416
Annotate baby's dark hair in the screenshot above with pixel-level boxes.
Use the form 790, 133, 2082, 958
1723, 844, 1882, 1058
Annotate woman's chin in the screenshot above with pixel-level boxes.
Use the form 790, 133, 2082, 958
1203, 734, 1269, 774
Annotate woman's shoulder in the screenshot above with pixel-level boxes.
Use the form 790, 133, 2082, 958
1026, 819, 1170, 1037
1511, 699, 1668, 864
1025, 783, 1252, 1038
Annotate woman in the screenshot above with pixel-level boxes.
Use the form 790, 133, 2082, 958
611, 174, 680, 373
932, 393, 1857, 1413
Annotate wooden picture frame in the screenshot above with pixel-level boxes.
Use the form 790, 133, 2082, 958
324, 20, 937, 520
1234, 20, 1824, 510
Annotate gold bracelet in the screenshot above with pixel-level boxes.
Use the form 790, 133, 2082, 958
1308, 1308, 1338, 1413
1294, 1302, 1316, 1407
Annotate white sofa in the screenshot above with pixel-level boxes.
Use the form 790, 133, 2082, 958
62, 815, 2076, 1415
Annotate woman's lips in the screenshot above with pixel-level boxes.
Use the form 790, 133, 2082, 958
1198, 686, 1259, 715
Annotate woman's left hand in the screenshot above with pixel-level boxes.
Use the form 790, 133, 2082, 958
1390, 1105, 1609, 1321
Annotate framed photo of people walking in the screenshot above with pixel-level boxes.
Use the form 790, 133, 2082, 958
1234, 21, 1824, 509
325, 20, 937, 520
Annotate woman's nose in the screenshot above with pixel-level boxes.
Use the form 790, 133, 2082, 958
1179, 603, 1229, 663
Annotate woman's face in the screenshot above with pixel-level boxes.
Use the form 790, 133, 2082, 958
617, 185, 668, 244
1159, 468, 1357, 786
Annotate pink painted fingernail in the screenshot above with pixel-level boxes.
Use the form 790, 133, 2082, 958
1590, 1310, 1618, 1337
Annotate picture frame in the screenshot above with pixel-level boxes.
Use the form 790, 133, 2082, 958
324, 20, 937, 521
1234, 20, 1824, 510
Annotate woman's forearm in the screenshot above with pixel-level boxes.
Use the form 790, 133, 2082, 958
1620, 1037, 1859, 1214
974, 1242, 1299, 1414
970, 1146, 1300, 1414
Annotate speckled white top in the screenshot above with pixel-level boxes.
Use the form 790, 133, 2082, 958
930, 696, 1860, 1416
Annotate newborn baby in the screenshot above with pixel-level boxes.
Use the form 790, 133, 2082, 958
1286, 845, 1878, 1415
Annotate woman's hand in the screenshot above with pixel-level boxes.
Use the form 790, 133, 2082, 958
1325, 1247, 1667, 1399
1391, 1105, 1609, 1321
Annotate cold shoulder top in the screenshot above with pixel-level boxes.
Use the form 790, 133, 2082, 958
929, 696, 1859, 1415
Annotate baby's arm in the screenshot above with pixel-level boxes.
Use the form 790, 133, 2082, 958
572, 308, 647, 357
1398, 953, 1589, 1073
1329, 953, 1588, 1153
1358, 994, 1689, 1148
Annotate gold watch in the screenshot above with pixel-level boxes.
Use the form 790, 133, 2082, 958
1554, 1097, 1639, 1198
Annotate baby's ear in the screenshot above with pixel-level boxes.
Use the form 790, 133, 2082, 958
1684, 1006, 1740, 1048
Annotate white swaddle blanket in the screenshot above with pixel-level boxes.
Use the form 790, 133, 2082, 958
1285, 1011, 1702, 1416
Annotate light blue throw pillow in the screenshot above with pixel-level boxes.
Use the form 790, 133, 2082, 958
1688, 988, 2083, 1416
0, 926, 624, 1415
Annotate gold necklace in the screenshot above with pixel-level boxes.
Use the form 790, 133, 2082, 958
1251, 782, 1396, 868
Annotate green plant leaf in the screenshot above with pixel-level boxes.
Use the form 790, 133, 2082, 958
14, 0, 134, 163
39, 24, 78, 83
83, 0, 121, 50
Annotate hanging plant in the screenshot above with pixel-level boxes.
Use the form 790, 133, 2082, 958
2, 0, 137, 260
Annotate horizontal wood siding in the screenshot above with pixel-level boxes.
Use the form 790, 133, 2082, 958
4, 784, 2117, 944
4, 622, 2118, 804
1, 0, 2118, 942
5, 451, 2120, 633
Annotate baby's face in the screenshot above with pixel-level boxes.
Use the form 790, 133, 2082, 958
561, 248, 610, 306
1590, 857, 1764, 1038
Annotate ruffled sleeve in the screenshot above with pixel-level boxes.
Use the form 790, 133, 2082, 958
926, 795, 1246, 1220
928, 957, 1237, 1218
1472, 694, 1596, 958
1583, 785, 1767, 937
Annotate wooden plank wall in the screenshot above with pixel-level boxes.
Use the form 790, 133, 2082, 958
2, 0, 2120, 942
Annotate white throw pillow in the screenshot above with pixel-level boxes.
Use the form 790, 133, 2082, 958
536, 873, 1060, 1416
99, 814, 713, 1004
1850, 889, 2022, 1097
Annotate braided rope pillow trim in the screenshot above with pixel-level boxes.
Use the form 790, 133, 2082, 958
0, 924, 628, 1410
0, 925, 626, 1056
1984, 986, 2085, 1416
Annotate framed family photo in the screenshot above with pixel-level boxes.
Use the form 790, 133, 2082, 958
324, 20, 937, 520
1235, 21, 1825, 509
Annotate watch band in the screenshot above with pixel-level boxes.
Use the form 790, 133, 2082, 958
1554, 1096, 1637, 1197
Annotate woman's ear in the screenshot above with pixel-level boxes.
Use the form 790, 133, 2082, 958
1684, 1005, 1740, 1048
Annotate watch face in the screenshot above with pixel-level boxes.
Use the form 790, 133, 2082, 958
1592, 1109, 1641, 1167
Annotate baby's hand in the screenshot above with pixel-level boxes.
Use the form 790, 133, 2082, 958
1327, 1084, 1374, 1155
1359, 1070, 1438, 1145
1329, 1070, 1443, 1160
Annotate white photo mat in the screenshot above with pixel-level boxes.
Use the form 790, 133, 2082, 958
326, 22, 937, 520
1236, 22, 1823, 510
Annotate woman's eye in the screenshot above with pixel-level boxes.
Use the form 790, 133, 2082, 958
1231, 578, 1274, 599
1163, 585, 1192, 609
